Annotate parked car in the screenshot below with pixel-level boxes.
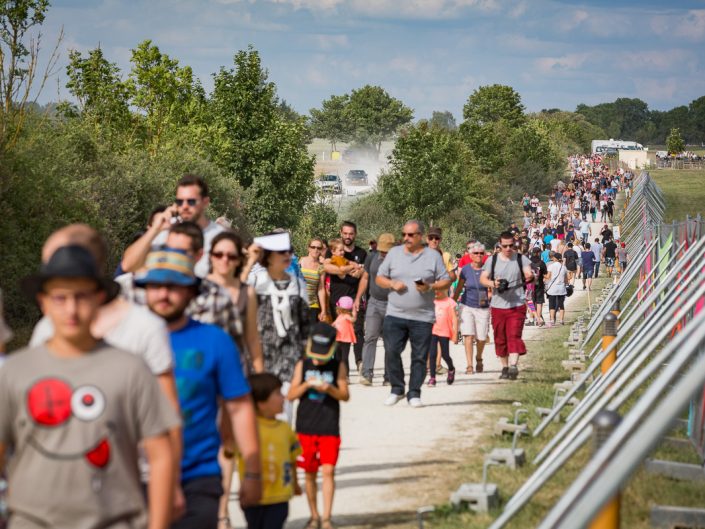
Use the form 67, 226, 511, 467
345, 169, 369, 186
315, 174, 342, 194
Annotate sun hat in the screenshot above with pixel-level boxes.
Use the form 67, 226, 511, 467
428, 226, 442, 238
134, 248, 199, 287
305, 322, 337, 362
336, 296, 354, 310
21, 245, 120, 302
377, 233, 395, 252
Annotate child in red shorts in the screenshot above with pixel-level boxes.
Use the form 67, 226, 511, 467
288, 322, 349, 529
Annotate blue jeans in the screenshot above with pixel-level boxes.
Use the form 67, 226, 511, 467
383, 315, 433, 400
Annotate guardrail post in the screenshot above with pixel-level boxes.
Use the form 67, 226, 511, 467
610, 299, 621, 320
601, 313, 619, 375
588, 410, 622, 529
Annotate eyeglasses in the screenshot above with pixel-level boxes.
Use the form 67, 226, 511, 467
211, 251, 239, 261
45, 290, 98, 306
309, 245, 323, 250
175, 198, 198, 207
471, 252, 484, 255
427, 235, 440, 241
402, 232, 419, 238
500, 244, 515, 249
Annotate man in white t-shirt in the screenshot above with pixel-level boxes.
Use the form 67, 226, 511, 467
579, 219, 591, 243
121, 174, 224, 278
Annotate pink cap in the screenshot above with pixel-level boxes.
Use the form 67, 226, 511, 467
336, 296, 354, 310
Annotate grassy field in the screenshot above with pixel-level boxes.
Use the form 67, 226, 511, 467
650, 168, 705, 222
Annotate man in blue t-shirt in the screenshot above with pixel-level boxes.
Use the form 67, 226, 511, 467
137, 248, 261, 529
581, 243, 597, 291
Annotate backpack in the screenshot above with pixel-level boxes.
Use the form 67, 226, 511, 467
490, 253, 526, 291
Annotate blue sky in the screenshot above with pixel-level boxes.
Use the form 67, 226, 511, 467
36, 0, 705, 120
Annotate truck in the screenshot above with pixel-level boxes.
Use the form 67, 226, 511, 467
591, 139, 644, 154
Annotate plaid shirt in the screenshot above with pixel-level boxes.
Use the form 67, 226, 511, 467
115, 274, 243, 340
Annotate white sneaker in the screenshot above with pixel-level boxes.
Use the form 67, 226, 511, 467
384, 393, 404, 406
408, 397, 424, 408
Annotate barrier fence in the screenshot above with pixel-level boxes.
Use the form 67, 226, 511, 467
482, 171, 705, 529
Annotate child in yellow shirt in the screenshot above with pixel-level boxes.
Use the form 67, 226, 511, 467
238, 374, 302, 529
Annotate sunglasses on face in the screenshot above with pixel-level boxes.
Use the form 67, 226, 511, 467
500, 243, 514, 249
471, 252, 484, 255
211, 251, 239, 261
309, 245, 323, 250
175, 198, 198, 207
402, 232, 419, 238
427, 235, 440, 241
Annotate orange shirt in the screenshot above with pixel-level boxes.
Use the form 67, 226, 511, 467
333, 314, 357, 344
432, 297, 457, 338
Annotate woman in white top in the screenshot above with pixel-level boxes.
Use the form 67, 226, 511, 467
545, 252, 568, 326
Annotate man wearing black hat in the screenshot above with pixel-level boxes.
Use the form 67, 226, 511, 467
0, 245, 179, 529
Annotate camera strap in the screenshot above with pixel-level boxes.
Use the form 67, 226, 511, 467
490, 253, 526, 291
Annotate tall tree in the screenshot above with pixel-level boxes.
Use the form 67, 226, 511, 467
309, 94, 350, 151
127, 40, 197, 154
63, 48, 132, 136
666, 127, 685, 155
208, 46, 315, 232
428, 110, 457, 131
0, 0, 59, 150
344, 85, 413, 155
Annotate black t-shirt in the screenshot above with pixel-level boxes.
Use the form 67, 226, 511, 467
604, 241, 617, 259
601, 229, 613, 243
296, 357, 340, 436
327, 245, 367, 305
564, 249, 579, 271
530, 257, 547, 290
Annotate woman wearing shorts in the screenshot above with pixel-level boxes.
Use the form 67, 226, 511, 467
453, 242, 490, 374
545, 252, 568, 326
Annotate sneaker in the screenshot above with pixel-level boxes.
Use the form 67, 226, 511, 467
358, 375, 372, 386
384, 393, 404, 406
508, 365, 519, 380
356, 360, 362, 373
408, 397, 423, 408
427, 377, 436, 387
436, 365, 447, 375
447, 369, 456, 385
499, 367, 509, 379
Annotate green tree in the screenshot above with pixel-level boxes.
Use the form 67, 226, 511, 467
309, 94, 350, 151
667, 127, 685, 155
344, 85, 413, 155
689, 96, 705, 144
127, 40, 198, 154
209, 47, 315, 232
63, 48, 133, 137
428, 110, 457, 131
460, 84, 526, 172
0, 0, 56, 150
533, 110, 607, 154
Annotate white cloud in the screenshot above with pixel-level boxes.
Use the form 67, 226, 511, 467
312, 34, 349, 49
269, 0, 345, 10
268, 0, 503, 18
535, 53, 589, 74
559, 9, 588, 31
509, 0, 527, 19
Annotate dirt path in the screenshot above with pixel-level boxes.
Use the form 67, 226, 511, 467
227, 277, 601, 529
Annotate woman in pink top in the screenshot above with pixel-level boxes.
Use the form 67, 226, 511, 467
428, 289, 458, 386
333, 296, 357, 375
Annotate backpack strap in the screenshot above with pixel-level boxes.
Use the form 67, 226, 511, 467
518, 254, 525, 290
490, 253, 498, 281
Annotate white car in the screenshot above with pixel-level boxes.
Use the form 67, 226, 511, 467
315, 174, 342, 194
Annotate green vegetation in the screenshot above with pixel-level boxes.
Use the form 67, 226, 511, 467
650, 169, 705, 221
576, 96, 705, 145
666, 127, 686, 155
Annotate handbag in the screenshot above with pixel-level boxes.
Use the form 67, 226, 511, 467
565, 284, 574, 297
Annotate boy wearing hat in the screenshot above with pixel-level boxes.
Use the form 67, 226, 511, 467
0, 245, 179, 529
138, 248, 261, 529
287, 323, 349, 529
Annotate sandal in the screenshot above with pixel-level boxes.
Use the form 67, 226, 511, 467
304, 519, 321, 529
465, 367, 473, 375
475, 360, 484, 373
322, 520, 336, 529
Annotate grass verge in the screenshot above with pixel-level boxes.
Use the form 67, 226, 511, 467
650, 168, 705, 222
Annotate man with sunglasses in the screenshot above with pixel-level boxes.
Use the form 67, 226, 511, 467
480, 231, 534, 380
426, 227, 456, 282
376, 220, 451, 408
122, 174, 224, 278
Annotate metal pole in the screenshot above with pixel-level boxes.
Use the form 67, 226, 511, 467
587, 411, 622, 529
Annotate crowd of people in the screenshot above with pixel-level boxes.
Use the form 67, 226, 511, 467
0, 156, 631, 529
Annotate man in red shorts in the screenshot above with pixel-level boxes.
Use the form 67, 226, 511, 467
480, 231, 534, 380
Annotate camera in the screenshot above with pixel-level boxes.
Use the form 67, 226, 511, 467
496, 279, 509, 293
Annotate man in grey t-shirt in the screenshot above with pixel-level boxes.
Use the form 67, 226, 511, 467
376, 221, 451, 408
480, 231, 533, 380
355, 233, 395, 385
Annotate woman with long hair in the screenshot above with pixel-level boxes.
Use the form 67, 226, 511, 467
299, 237, 329, 324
